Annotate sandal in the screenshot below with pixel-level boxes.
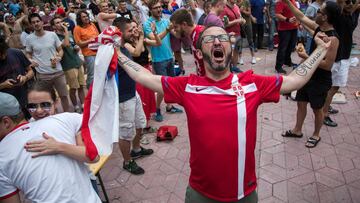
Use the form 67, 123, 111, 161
282, 130, 303, 138
142, 126, 157, 134
305, 136, 321, 148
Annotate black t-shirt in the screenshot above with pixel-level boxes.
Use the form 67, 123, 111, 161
0, 48, 31, 107
116, 10, 133, 20
334, 13, 357, 60
118, 47, 136, 103
132, 45, 149, 66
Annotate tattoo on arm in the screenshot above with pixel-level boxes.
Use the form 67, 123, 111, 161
295, 49, 322, 76
119, 58, 141, 72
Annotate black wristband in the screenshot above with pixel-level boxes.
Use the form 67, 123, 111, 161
285, 17, 289, 22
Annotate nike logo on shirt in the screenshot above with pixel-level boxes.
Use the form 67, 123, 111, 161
195, 87, 207, 92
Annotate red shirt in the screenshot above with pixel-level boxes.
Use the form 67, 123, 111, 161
161, 71, 283, 201
190, 25, 205, 76
275, 0, 299, 31
220, 4, 241, 36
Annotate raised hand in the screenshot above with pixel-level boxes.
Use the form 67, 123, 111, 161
314, 32, 331, 49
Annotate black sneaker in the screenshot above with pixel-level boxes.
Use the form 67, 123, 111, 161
328, 106, 339, 114
323, 116, 338, 127
130, 147, 154, 159
276, 68, 287, 74
123, 160, 144, 175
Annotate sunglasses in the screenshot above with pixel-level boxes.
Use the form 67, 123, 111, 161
201, 34, 230, 43
345, 0, 353, 4
26, 102, 53, 113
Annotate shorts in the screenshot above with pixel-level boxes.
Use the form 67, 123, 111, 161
185, 186, 258, 203
153, 59, 175, 76
37, 71, 69, 97
331, 59, 350, 87
118, 93, 146, 141
232, 35, 242, 53
295, 80, 331, 109
170, 34, 192, 52
64, 66, 86, 89
84, 55, 96, 88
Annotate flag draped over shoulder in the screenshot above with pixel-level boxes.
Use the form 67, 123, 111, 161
81, 26, 122, 161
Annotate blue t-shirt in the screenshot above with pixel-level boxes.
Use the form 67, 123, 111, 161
118, 47, 136, 103
251, 0, 265, 24
143, 17, 173, 62
0, 48, 31, 107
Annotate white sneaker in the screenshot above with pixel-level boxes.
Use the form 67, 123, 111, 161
239, 58, 244, 65
251, 57, 256, 64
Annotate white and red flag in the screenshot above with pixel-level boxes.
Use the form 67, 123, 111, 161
81, 26, 122, 161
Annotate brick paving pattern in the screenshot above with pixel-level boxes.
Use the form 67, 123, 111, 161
98, 24, 360, 203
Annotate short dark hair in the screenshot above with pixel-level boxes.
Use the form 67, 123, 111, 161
27, 81, 57, 103
147, 0, 160, 9
112, 17, 132, 33
170, 8, 194, 26
0, 36, 9, 56
324, 1, 341, 25
28, 13, 42, 23
118, 0, 126, 4
76, 10, 89, 27
50, 16, 62, 26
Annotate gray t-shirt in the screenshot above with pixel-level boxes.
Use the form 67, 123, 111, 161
305, 2, 320, 19
26, 31, 62, 74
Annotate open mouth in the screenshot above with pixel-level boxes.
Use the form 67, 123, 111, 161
212, 48, 225, 63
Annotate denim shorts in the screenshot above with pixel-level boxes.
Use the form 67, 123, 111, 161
152, 59, 175, 77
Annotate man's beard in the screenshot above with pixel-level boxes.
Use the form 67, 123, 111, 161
202, 51, 231, 72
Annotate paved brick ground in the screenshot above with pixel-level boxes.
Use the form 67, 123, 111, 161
98, 25, 360, 203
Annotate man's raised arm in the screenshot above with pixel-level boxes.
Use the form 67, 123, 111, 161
116, 48, 163, 93
280, 32, 330, 94
283, 0, 318, 32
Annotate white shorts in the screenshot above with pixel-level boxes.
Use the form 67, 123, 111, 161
331, 59, 350, 87
118, 93, 146, 141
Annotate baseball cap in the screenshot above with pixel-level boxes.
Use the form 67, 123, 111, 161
0, 92, 21, 117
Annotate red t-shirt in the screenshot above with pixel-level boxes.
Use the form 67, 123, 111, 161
275, 0, 299, 31
190, 25, 205, 76
161, 71, 283, 202
220, 4, 241, 36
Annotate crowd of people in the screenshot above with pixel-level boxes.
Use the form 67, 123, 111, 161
0, 0, 359, 202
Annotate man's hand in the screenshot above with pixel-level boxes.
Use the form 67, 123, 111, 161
24, 133, 61, 158
16, 75, 27, 86
0, 79, 16, 89
289, 16, 297, 23
150, 22, 157, 33
314, 31, 331, 48
30, 59, 39, 67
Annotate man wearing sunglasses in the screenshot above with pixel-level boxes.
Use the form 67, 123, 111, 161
116, 24, 331, 202
0, 92, 101, 203
281, 0, 341, 148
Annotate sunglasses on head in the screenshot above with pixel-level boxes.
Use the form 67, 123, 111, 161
26, 102, 53, 113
